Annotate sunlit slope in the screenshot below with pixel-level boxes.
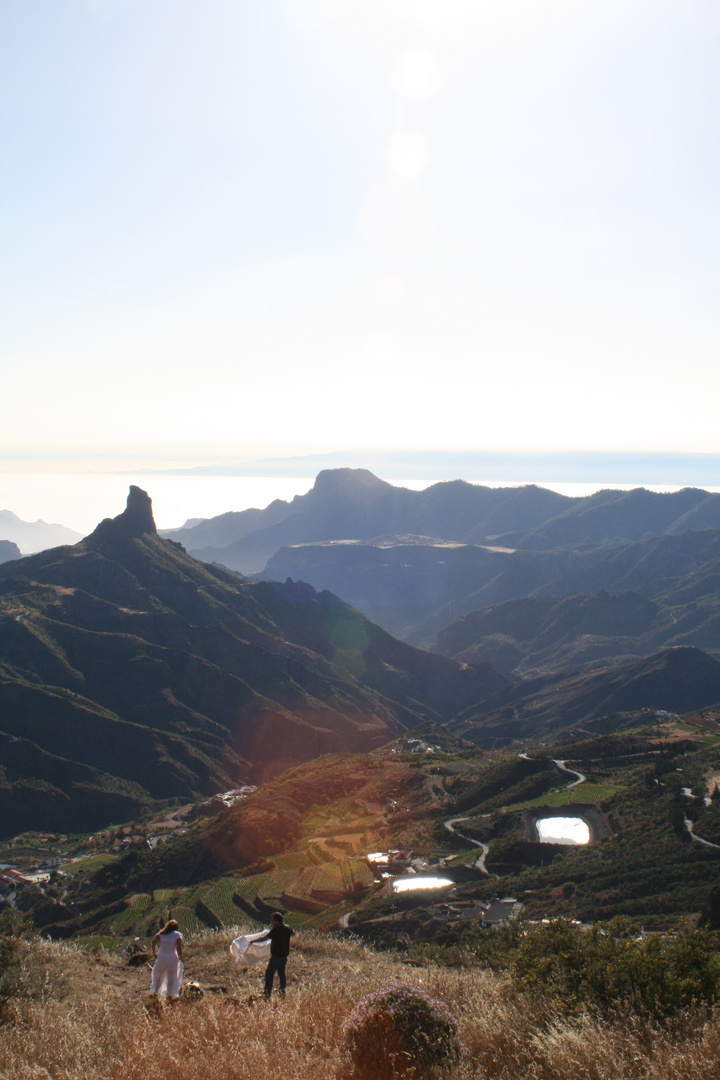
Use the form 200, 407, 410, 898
24, 721, 720, 939
0, 488, 505, 835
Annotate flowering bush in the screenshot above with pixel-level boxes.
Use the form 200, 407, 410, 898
342, 981, 464, 1077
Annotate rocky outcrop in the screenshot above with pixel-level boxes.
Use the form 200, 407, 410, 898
89, 485, 157, 544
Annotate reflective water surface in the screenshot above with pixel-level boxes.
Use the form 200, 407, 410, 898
536, 817, 590, 845
392, 876, 453, 892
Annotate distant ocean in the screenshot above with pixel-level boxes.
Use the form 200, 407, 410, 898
3, 470, 720, 539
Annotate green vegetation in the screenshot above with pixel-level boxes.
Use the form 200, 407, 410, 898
506, 782, 620, 811
6, 721, 720, 950
63, 854, 117, 877
513, 919, 720, 1019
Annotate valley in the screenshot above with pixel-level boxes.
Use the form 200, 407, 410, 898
5, 712, 720, 951
3, 473, 720, 953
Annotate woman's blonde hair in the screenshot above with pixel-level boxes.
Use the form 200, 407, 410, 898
160, 919, 180, 934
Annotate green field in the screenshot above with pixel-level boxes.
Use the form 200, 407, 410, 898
505, 782, 619, 812
90, 857, 378, 941
63, 854, 118, 877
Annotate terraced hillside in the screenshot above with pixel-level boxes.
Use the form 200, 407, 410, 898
8, 717, 720, 945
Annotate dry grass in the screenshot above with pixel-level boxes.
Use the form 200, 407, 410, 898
2, 929, 720, 1079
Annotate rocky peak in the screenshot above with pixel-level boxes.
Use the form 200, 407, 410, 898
312, 468, 391, 501
89, 486, 157, 544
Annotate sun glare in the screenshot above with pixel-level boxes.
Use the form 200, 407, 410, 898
386, 130, 430, 180
389, 46, 441, 101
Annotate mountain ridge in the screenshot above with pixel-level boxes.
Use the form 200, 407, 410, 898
161, 469, 720, 576
0, 487, 507, 836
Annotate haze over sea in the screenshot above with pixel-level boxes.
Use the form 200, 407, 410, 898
4, 466, 720, 539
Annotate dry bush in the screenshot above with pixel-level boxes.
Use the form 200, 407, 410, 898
2, 931, 720, 1080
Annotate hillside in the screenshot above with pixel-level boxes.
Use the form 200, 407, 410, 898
4, 928, 720, 1080
452, 646, 720, 745
0, 539, 21, 564
0, 488, 505, 836
265, 526, 720, 657
433, 591, 669, 676
8, 716, 720, 946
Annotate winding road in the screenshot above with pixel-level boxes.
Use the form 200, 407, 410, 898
553, 759, 587, 789
684, 817, 720, 850
443, 816, 490, 874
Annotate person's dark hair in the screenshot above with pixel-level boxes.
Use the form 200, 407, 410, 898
160, 919, 180, 934
271, 912, 284, 924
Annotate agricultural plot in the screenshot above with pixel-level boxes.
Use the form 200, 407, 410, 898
506, 782, 619, 812
118, 889, 195, 941
111, 896, 152, 934
569, 783, 618, 803
202, 877, 255, 927
153, 888, 180, 902
166, 906, 206, 936
273, 851, 314, 870
87, 853, 379, 941
62, 854, 117, 877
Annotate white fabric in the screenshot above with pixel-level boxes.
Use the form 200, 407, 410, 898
151, 930, 183, 997
230, 930, 271, 968
151, 955, 183, 997
156, 930, 182, 956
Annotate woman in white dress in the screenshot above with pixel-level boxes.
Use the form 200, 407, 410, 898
150, 919, 184, 1000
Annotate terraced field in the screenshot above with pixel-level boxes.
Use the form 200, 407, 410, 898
505, 783, 620, 812
104, 858, 378, 941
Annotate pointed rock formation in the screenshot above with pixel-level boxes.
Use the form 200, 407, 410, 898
88, 486, 157, 546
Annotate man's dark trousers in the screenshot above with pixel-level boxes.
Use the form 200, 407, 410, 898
264, 955, 287, 997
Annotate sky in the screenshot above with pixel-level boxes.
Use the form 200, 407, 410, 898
1, 0, 719, 473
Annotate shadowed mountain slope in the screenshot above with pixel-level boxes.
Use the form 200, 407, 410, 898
451, 646, 720, 745
265, 527, 720, 658
0, 487, 506, 836
497, 486, 720, 550
433, 591, 689, 677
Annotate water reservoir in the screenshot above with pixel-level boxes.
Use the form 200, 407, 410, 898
392, 876, 453, 893
536, 817, 590, 845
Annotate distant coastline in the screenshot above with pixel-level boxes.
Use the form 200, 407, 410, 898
138, 450, 720, 487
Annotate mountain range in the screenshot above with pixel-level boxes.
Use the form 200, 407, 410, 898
160, 471, 720, 673
162, 469, 720, 574
5, 471, 720, 835
449, 645, 720, 745
0, 487, 504, 837
0, 509, 83, 555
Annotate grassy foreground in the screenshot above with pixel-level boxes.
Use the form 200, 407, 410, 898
2, 928, 720, 1079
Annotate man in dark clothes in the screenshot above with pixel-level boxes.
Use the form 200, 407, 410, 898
257, 912, 295, 998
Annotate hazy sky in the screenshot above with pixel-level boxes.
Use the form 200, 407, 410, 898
2, 0, 718, 466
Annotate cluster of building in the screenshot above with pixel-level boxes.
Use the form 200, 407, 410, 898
426, 897, 523, 927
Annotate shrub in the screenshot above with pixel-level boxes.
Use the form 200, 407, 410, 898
343, 981, 464, 1077
513, 918, 720, 1018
